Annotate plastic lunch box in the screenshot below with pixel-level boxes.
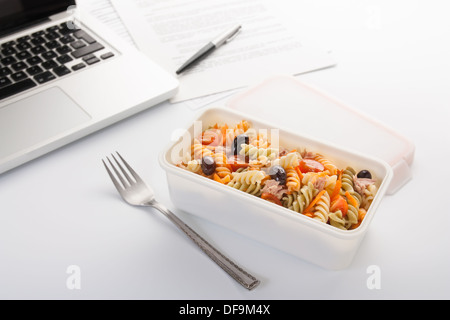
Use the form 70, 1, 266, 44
159, 106, 394, 270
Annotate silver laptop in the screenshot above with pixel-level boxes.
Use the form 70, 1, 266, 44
0, 0, 178, 174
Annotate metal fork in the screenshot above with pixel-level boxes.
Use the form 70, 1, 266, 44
102, 152, 260, 290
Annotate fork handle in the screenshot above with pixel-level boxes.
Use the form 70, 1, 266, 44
149, 201, 260, 290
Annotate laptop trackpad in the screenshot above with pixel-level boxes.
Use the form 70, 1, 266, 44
0, 87, 91, 159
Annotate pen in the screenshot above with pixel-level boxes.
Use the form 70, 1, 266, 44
175, 24, 242, 75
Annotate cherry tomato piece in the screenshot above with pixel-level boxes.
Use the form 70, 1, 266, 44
200, 129, 221, 146
227, 155, 250, 172
298, 159, 325, 173
330, 195, 348, 217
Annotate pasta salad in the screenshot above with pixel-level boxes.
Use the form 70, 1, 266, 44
176, 120, 378, 230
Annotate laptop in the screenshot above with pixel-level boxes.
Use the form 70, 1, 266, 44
0, 0, 179, 174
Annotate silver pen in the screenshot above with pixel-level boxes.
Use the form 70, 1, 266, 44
175, 24, 242, 75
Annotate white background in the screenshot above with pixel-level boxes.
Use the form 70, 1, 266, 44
1, 0, 449, 299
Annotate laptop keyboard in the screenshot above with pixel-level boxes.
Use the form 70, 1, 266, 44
0, 22, 115, 101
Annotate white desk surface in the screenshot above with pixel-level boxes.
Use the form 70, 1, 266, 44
1, 0, 449, 299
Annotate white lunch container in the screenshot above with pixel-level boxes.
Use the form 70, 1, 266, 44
159, 107, 393, 270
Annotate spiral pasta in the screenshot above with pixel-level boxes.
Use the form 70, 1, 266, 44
272, 152, 300, 169
282, 191, 298, 209
301, 172, 319, 185
235, 120, 250, 133
361, 184, 377, 211
177, 119, 379, 231
291, 182, 317, 214
312, 191, 330, 223
286, 168, 301, 193
244, 128, 258, 143
324, 174, 337, 195
192, 138, 213, 160
340, 167, 356, 193
340, 167, 362, 205
345, 202, 359, 228
314, 153, 338, 175
230, 170, 266, 185
186, 160, 202, 174
213, 152, 232, 182
227, 181, 262, 196
251, 155, 270, 166
329, 210, 346, 230
239, 144, 278, 160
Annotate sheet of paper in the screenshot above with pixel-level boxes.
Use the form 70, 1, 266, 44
76, 0, 212, 110
77, 0, 135, 46
111, 0, 335, 103
183, 89, 238, 110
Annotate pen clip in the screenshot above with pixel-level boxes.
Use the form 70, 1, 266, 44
225, 27, 241, 43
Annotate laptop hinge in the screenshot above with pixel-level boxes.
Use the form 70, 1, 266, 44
50, 6, 76, 22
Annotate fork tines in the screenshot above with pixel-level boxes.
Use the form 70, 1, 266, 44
102, 152, 140, 190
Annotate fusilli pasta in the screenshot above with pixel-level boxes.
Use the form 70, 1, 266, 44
272, 152, 300, 169
314, 153, 338, 175
329, 210, 346, 230
286, 168, 301, 193
227, 180, 262, 196
230, 170, 266, 185
313, 191, 330, 223
177, 119, 379, 231
239, 144, 278, 160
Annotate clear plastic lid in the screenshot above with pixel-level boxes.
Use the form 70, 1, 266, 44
226, 75, 414, 194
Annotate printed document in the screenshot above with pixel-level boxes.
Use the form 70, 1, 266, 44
77, 0, 135, 46
112, 0, 335, 102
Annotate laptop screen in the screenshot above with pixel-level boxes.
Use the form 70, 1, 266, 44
0, 0, 76, 37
